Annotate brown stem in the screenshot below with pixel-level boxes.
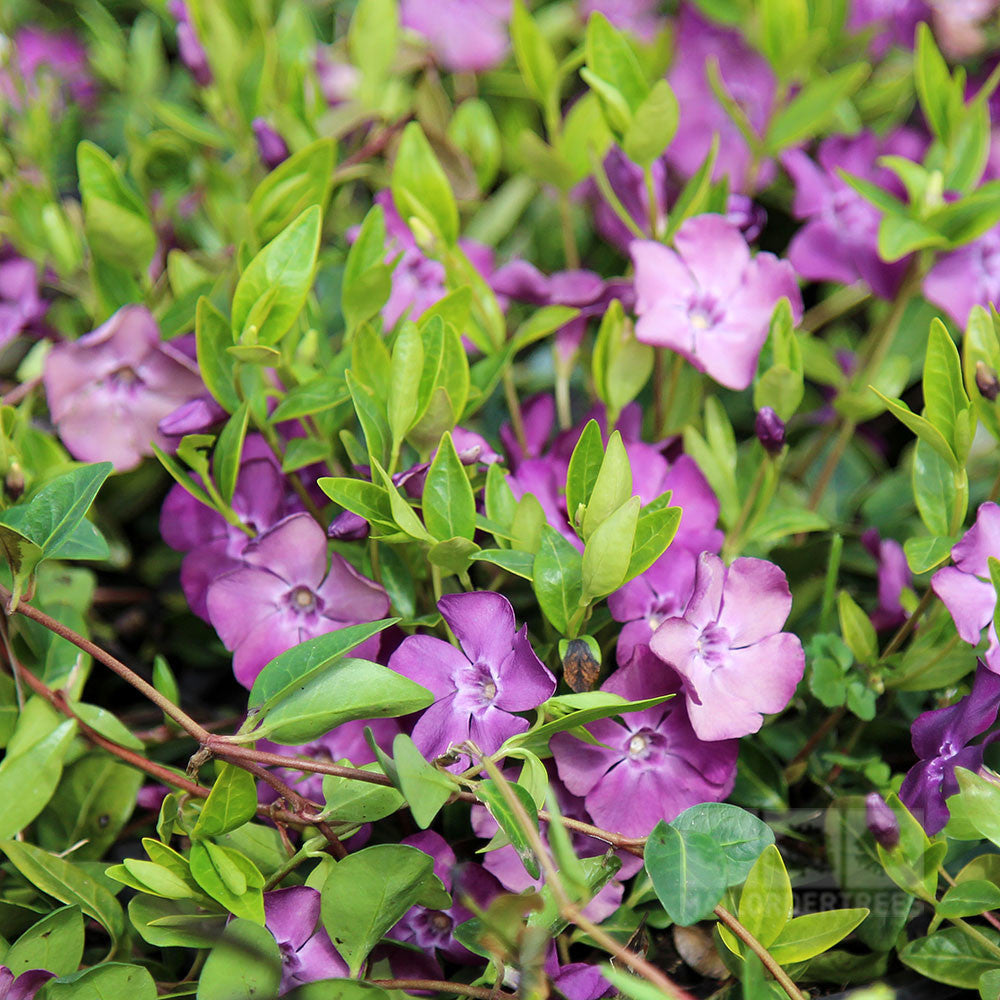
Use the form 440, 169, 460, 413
784, 705, 846, 780
714, 905, 806, 1000
0, 585, 212, 743
370, 981, 515, 1000
1, 376, 42, 407
806, 419, 856, 511
881, 586, 935, 660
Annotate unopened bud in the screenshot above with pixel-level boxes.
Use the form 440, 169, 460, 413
755, 407, 786, 456
251, 118, 289, 170
5, 462, 24, 501
865, 792, 899, 849
976, 361, 999, 401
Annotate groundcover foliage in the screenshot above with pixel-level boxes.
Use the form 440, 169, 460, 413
7, 0, 1000, 998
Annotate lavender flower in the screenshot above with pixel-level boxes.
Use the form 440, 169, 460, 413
923, 225, 1000, 326
862, 529, 911, 631
43, 305, 203, 472
848, 0, 928, 53
551, 648, 738, 837
649, 553, 805, 741
0, 968, 53, 1000
545, 947, 614, 1000
388, 592, 555, 765
580, 0, 664, 41
899, 661, 1000, 834
631, 214, 802, 391
385, 831, 502, 980
755, 407, 786, 456
264, 886, 349, 995
315, 48, 359, 106
0, 253, 47, 349
168, 0, 213, 87
1, 27, 96, 110
252, 118, 290, 169
865, 792, 900, 849
782, 131, 924, 299
400, 0, 510, 72
206, 513, 390, 688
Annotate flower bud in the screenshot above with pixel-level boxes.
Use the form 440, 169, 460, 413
252, 119, 289, 170
865, 792, 899, 849
327, 509, 370, 542
755, 407, 786, 456
976, 361, 1000, 402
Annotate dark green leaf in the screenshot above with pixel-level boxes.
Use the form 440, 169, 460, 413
644, 821, 727, 926
476, 779, 541, 880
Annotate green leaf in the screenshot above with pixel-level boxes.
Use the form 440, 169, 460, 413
474, 549, 535, 580
767, 908, 869, 963
231, 205, 322, 345
872, 389, 958, 469
924, 318, 970, 456
626, 495, 680, 579
270, 377, 349, 422
955, 768, 1000, 849
913, 439, 959, 537
4, 905, 83, 977
322, 767, 405, 824
511, 0, 558, 106
623, 80, 679, 167
321, 845, 450, 976
318, 478, 396, 533
128, 894, 225, 950
938, 880, 1000, 918
251, 657, 433, 744
581, 430, 632, 540
195, 297, 240, 413
737, 845, 792, 948
585, 11, 648, 117
644, 821, 727, 926
285, 983, 393, 1000
0, 719, 77, 839
391, 123, 459, 246
422, 432, 476, 542
47, 963, 157, 1000
670, 803, 775, 886
393, 734, 457, 828
901, 926, 1000, 989
347, 371, 390, 468
903, 535, 955, 574
0, 840, 125, 945
511, 305, 581, 353
349, 0, 399, 104
982, 968, 1000, 1000
476, 779, 542, 880
581, 496, 640, 601
248, 619, 399, 712
915, 22, 953, 143
387, 323, 424, 449
342, 206, 391, 333
837, 591, 878, 665
213, 402, 250, 506
188, 841, 264, 923
197, 917, 282, 1000
532, 525, 584, 635
250, 138, 335, 243
565, 420, 604, 533
192, 763, 258, 838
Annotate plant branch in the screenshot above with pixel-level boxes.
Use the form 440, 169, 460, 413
881, 586, 935, 660
370, 981, 515, 1000
714, 905, 806, 1000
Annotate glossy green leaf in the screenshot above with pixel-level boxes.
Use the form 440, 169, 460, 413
47, 963, 157, 1000
903, 534, 955, 574
192, 763, 258, 838
3, 905, 83, 977
565, 420, 604, 533
423, 432, 476, 542
581, 496, 640, 601
623, 80, 679, 167
391, 123, 458, 246
670, 803, 775, 886
387, 323, 424, 449
626, 495, 681, 579
837, 591, 878, 665
197, 918, 281, 1000
913, 439, 959, 537
924, 318, 970, 456
128, 894, 225, 950
737, 845, 792, 948
511, 0, 558, 106
393, 734, 457, 828
938, 879, 1000, 918
901, 926, 1000, 989
476, 778, 541, 880
532, 525, 585, 634
195, 297, 240, 413
250, 138, 335, 243
322, 767, 405, 824
767, 908, 869, 963
644, 821, 727, 926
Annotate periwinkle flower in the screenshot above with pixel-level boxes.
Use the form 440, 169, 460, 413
1, 27, 96, 110
388, 592, 555, 765
264, 886, 349, 995
755, 407, 786, 456
43, 305, 203, 472
0, 967, 53, 1000
315, 48, 359, 106
551, 647, 738, 837
782, 131, 924, 299
666, 7, 777, 192
544, 947, 614, 1000
206, 512, 390, 688
631, 214, 802, 391
849, 0, 929, 53
384, 831, 502, 980
923, 225, 1000, 326
861, 529, 911, 631
400, 0, 510, 72
649, 553, 805, 741
899, 661, 1000, 834
252, 118, 289, 169
0, 253, 47, 349
865, 792, 900, 849
580, 0, 664, 41
168, 0, 213, 86
932, 502, 1000, 671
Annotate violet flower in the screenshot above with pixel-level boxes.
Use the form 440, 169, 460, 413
666, 7, 777, 192
315, 48, 359, 106
206, 513, 390, 688
264, 886, 349, 995
400, 0, 510, 72
160, 458, 291, 620
862, 529, 911, 631
168, 0, 213, 87
0, 253, 47, 349
649, 553, 805, 742
551, 647, 738, 837
782, 130, 925, 299
932, 502, 1000, 671
1, 27, 96, 110
388, 592, 555, 765
43, 305, 204, 472
899, 661, 1000, 834
0, 968, 53, 1000
580, 0, 664, 41
252, 118, 289, 169
158, 394, 228, 438
849, 0, 928, 53
631, 214, 802, 391
923, 225, 1000, 326
865, 792, 900, 849
545, 947, 614, 1000
385, 831, 502, 980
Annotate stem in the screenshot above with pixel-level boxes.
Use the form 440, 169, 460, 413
800, 282, 870, 333
806, 419, 855, 512
263, 836, 327, 891
881, 587, 935, 660
558, 194, 580, 270
253, 419, 324, 521
555, 366, 572, 431
939, 867, 1000, 935
724, 458, 770, 558
502, 367, 528, 453
949, 916, 1000, 961
714, 905, 807, 1000
643, 166, 660, 240
784, 705, 847, 780
657, 353, 682, 438
370, 982, 515, 1000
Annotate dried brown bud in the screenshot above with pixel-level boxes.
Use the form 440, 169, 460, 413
976, 361, 1000, 402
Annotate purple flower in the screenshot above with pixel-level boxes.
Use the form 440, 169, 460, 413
470, 763, 643, 920
0, 968, 53, 1000
782, 131, 924, 299
1, 27, 96, 110
158, 394, 228, 437
400, 0, 510, 72
160, 458, 291, 620
551, 647, 738, 837
631, 215, 802, 391
932, 502, 1000, 671
43, 305, 203, 472
168, 1, 213, 87
755, 407, 785, 456
923, 225, 1000, 326
385, 831, 502, 979
206, 513, 390, 688
252, 119, 290, 169
666, 6, 777, 192
545, 947, 614, 1000
0, 253, 47, 349
862, 529, 911, 631
899, 661, 1000, 834
264, 886, 349, 995
865, 792, 900, 849
849, 0, 929, 53
649, 553, 805, 741
580, 0, 664, 41
388, 592, 555, 765
315, 48, 359, 106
